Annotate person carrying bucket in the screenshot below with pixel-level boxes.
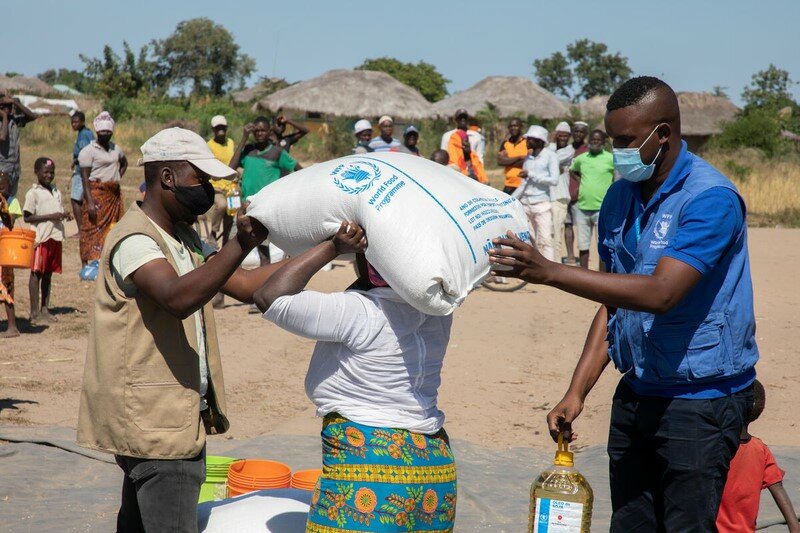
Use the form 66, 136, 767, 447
0, 171, 23, 337
77, 127, 286, 532
22, 158, 72, 325
253, 227, 458, 532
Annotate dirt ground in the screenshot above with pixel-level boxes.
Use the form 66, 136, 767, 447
1, 221, 798, 451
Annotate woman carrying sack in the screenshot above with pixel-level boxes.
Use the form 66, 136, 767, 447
254, 223, 458, 532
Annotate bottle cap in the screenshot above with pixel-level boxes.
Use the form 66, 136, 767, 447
554, 433, 574, 467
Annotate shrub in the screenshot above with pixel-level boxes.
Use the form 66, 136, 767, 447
709, 109, 786, 157
724, 159, 752, 182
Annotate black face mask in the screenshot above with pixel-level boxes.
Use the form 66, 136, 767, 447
174, 181, 215, 216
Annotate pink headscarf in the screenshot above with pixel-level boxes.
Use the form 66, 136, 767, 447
366, 262, 389, 288
93, 111, 115, 132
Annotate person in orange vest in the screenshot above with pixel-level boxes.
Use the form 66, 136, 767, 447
498, 117, 527, 194
445, 109, 488, 184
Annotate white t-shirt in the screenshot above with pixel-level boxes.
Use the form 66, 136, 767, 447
110, 218, 216, 406
264, 287, 453, 434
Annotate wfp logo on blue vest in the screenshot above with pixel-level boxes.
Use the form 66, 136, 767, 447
331, 160, 382, 195
654, 218, 670, 240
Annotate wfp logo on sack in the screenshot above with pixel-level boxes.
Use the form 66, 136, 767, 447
331, 160, 381, 195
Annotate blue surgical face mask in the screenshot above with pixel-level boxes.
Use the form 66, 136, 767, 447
612, 125, 663, 183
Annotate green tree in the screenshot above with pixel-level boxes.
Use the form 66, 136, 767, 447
533, 39, 632, 102
357, 57, 450, 102
533, 52, 573, 99
711, 108, 785, 157
80, 42, 163, 98
38, 68, 96, 94
742, 64, 795, 110
255, 76, 291, 96
153, 18, 255, 96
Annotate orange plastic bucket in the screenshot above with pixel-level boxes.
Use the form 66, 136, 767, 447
0, 228, 35, 268
291, 469, 322, 491
226, 459, 291, 497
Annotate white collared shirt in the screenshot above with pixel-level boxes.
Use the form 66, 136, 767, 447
516, 147, 560, 205
23, 183, 65, 245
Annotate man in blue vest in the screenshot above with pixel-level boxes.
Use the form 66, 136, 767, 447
489, 76, 757, 532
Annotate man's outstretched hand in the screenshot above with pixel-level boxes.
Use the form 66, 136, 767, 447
488, 230, 555, 284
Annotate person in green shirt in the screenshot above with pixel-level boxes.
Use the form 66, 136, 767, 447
230, 116, 302, 312
229, 116, 302, 202
570, 129, 614, 269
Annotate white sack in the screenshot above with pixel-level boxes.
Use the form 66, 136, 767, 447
247, 152, 531, 315
198, 488, 310, 532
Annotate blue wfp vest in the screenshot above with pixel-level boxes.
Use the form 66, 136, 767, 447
602, 144, 758, 398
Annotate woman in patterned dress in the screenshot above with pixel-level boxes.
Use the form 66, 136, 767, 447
254, 222, 457, 532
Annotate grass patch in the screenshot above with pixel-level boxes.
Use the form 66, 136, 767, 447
704, 148, 800, 226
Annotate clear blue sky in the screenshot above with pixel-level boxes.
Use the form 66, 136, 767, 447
5, 0, 799, 106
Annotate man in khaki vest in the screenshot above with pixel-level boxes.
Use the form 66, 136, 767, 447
78, 127, 278, 532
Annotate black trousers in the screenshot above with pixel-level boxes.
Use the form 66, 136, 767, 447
608, 380, 751, 533
115, 447, 206, 533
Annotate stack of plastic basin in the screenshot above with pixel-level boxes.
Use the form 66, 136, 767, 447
227, 459, 292, 497
199, 456, 239, 503
290, 469, 322, 491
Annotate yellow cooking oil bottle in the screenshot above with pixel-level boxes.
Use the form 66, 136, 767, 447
226, 183, 242, 216
528, 434, 593, 532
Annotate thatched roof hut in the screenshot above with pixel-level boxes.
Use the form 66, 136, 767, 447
579, 92, 739, 135
0, 76, 55, 97
578, 95, 608, 120
232, 78, 292, 104
252, 69, 436, 120
17, 95, 79, 116
431, 76, 571, 120
677, 92, 739, 136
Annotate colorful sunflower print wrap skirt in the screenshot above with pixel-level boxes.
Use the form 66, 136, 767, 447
306, 414, 457, 532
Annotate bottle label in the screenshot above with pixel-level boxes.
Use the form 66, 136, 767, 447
533, 498, 583, 532
227, 195, 242, 211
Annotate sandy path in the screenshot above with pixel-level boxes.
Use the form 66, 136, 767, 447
1, 227, 798, 450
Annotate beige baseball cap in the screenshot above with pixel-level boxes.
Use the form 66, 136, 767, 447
210, 115, 227, 128
139, 127, 236, 178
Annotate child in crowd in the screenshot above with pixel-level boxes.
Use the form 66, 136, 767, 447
431, 149, 460, 171
0, 171, 23, 337
22, 158, 71, 324
717, 380, 800, 532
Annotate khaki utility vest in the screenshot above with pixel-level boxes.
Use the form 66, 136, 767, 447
77, 203, 229, 459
